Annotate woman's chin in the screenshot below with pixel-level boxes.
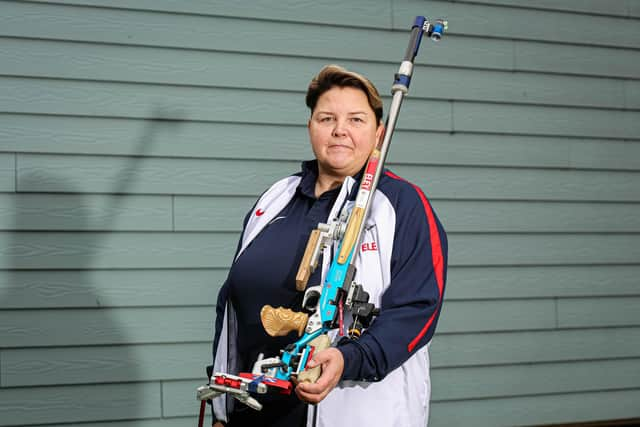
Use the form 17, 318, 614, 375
319, 159, 355, 176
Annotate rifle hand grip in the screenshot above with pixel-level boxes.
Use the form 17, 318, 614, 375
297, 334, 331, 383
296, 229, 321, 291
260, 305, 308, 337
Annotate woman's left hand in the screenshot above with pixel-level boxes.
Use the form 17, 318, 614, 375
295, 348, 344, 404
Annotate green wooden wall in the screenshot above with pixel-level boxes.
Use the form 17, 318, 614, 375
1, 0, 639, 425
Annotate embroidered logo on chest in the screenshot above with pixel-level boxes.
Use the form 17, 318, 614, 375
361, 241, 378, 252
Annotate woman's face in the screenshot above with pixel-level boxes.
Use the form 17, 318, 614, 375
308, 86, 384, 179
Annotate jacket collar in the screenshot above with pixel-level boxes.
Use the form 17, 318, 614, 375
298, 160, 364, 201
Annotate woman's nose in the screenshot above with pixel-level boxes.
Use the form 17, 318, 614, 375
332, 119, 348, 137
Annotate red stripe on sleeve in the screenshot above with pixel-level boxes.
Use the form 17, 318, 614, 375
385, 171, 445, 353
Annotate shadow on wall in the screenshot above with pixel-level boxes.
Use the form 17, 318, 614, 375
0, 108, 184, 426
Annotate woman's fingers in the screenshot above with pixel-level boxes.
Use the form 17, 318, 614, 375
295, 348, 344, 403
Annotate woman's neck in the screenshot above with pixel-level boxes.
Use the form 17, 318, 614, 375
314, 173, 344, 198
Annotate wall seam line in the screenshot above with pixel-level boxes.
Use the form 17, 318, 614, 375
14, 153, 18, 193
172, 195, 176, 232
160, 380, 165, 418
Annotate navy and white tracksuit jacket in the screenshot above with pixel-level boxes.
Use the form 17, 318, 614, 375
212, 161, 447, 426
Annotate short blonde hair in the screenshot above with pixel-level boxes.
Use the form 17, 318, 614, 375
305, 65, 383, 124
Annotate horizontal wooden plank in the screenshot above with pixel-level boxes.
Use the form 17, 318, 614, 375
1, 231, 639, 269
22, 0, 392, 28
454, 102, 640, 139
394, 0, 640, 48
4, 114, 640, 171
626, 79, 640, 109
569, 139, 640, 170
0, 38, 328, 94
1, 343, 210, 386
515, 39, 640, 79
0, 114, 308, 160
0, 231, 238, 269
558, 297, 640, 328
437, 299, 556, 333
0, 307, 212, 347
430, 327, 640, 367
162, 379, 203, 418
174, 196, 251, 232
450, 233, 640, 267
447, 265, 640, 300
440, 68, 628, 110
393, 164, 640, 202
434, 200, 640, 233
0, 77, 302, 125
0, 193, 172, 231
457, 0, 633, 18
0, 38, 630, 110
0, 1, 512, 71
432, 358, 640, 401
15, 154, 300, 197
17, 154, 640, 201
0, 382, 160, 426
0, 153, 14, 191
0, 269, 226, 308
429, 389, 640, 427
0, 77, 452, 131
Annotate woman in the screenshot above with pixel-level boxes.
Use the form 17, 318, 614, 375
211, 65, 447, 426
